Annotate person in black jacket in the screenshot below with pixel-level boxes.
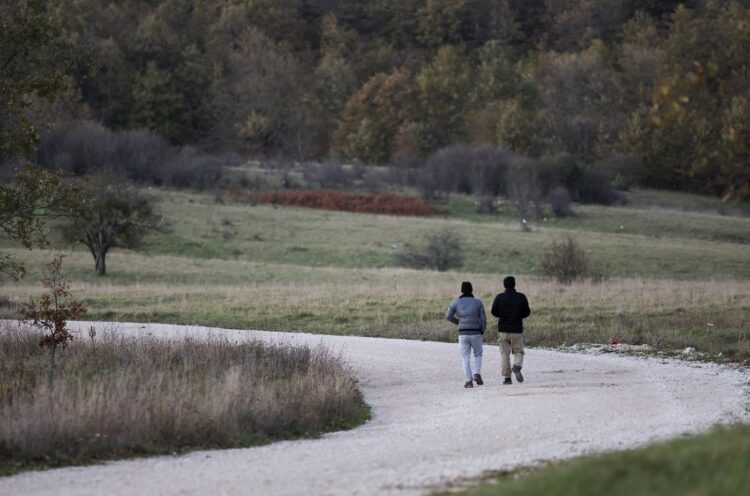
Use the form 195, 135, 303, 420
490, 276, 530, 385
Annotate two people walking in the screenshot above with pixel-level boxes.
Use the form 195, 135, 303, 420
445, 276, 530, 388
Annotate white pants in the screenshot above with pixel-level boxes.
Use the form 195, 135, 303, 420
459, 334, 483, 381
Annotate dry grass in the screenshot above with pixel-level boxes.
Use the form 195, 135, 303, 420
0, 323, 368, 474
3, 266, 747, 360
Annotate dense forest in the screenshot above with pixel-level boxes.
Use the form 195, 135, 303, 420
4, 0, 750, 199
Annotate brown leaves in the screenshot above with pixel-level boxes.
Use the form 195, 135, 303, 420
18, 255, 86, 351
234, 189, 440, 216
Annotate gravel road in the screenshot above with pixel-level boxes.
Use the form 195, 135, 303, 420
2, 322, 748, 496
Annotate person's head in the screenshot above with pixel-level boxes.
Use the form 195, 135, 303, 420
503, 276, 516, 290
461, 281, 473, 295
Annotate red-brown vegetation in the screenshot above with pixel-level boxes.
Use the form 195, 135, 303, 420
233, 189, 442, 216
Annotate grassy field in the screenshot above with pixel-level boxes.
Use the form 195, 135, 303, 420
3, 189, 750, 280
139, 190, 750, 279
446, 193, 750, 245
1, 249, 748, 360
1, 187, 749, 361
451, 423, 750, 496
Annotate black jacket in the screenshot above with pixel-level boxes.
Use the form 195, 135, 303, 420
490, 289, 530, 333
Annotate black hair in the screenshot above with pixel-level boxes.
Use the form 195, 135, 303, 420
503, 276, 516, 289
461, 281, 473, 294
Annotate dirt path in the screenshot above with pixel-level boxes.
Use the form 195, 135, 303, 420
2, 322, 748, 496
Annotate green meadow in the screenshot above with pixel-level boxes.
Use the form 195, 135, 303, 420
2, 187, 749, 360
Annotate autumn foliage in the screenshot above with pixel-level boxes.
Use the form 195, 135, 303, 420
18, 255, 86, 378
240, 190, 441, 216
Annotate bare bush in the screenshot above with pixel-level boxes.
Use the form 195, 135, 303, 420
395, 230, 464, 271
548, 186, 572, 217
302, 162, 354, 189
112, 129, 172, 184
416, 145, 514, 199
575, 167, 624, 205
36, 122, 231, 189
0, 325, 366, 470
361, 168, 386, 193
541, 235, 590, 284
162, 146, 226, 190
510, 154, 623, 210
507, 159, 543, 221
37, 122, 169, 183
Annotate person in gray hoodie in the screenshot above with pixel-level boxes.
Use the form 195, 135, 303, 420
445, 281, 487, 388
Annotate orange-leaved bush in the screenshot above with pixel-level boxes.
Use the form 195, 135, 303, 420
18, 255, 86, 381
236, 189, 441, 216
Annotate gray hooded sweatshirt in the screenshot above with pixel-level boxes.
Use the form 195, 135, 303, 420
445, 294, 487, 335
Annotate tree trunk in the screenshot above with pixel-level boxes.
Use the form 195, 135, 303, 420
95, 250, 107, 275
48, 343, 57, 387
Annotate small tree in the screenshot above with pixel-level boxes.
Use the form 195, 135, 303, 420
19, 255, 86, 382
63, 181, 162, 275
395, 230, 464, 271
541, 235, 590, 284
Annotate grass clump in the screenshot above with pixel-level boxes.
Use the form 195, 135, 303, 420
0, 323, 369, 475
454, 424, 750, 496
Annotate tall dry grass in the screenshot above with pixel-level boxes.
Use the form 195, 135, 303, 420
0, 323, 367, 472
2, 259, 748, 360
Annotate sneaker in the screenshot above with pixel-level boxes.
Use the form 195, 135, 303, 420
512, 365, 524, 383
473, 373, 484, 386
503, 377, 512, 385
464, 381, 474, 388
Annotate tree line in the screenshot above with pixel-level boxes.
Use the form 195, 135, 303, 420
3, 0, 750, 200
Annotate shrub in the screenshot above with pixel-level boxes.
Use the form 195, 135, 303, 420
416, 144, 515, 198
511, 153, 623, 208
162, 146, 226, 190
541, 235, 590, 284
248, 190, 440, 216
548, 186, 572, 217
17, 255, 86, 382
36, 122, 231, 189
37, 122, 169, 183
302, 162, 354, 189
361, 168, 391, 193
0, 326, 367, 471
574, 167, 623, 205
395, 230, 464, 271
506, 159, 543, 220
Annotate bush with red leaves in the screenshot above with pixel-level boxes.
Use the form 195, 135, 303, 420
18, 255, 87, 382
235, 189, 441, 216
